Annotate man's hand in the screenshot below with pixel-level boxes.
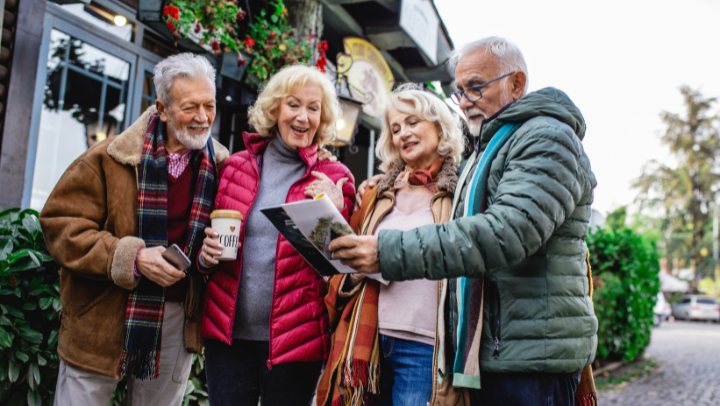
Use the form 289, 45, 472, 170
135, 246, 186, 287
329, 235, 380, 274
356, 174, 383, 208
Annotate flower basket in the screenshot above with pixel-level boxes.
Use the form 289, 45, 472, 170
221, 50, 252, 82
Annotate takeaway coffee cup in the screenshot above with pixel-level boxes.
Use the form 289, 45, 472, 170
210, 210, 243, 261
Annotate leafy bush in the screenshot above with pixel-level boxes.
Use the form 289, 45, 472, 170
0, 208, 60, 406
0, 208, 210, 405
587, 226, 661, 363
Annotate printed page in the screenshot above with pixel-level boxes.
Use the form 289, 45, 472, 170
261, 195, 387, 283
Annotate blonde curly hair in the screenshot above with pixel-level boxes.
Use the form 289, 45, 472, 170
247, 64, 340, 147
376, 83, 465, 172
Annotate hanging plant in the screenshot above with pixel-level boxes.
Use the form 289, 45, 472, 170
241, 0, 327, 81
163, 0, 246, 61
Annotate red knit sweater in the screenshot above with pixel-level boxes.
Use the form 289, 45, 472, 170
165, 160, 198, 302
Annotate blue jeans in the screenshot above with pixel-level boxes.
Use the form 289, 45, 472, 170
372, 335, 434, 406
204, 339, 322, 406
469, 369, 582, 406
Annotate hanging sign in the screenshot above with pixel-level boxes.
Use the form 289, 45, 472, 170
399, 0, 439, 64
343, 37, 394, 118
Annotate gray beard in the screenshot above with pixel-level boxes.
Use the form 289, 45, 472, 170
169, 118, 211, 150
464, 89, 514, 137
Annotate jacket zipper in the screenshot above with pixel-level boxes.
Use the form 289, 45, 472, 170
265, 144, 316, 371
491, 280, 501, 359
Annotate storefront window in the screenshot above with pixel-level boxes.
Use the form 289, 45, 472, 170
60, 3, 134, 42
30, 29, 130, 210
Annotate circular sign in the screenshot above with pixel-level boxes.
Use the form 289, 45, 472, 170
343, 37, 395, 118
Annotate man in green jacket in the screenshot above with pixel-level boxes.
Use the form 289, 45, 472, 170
330, 36, 597, 406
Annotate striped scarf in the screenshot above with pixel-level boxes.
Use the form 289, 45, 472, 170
116, 114, 216, 380
317, 187, 382, 406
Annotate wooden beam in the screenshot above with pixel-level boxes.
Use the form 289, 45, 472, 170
379, 50, 409, 82
365, 26, 414, 51
405, 64, 454, 83
319, 0, 363, 37
324, 0, 399, 13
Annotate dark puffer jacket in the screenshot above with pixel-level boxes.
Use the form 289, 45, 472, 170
378, 88, 598, 374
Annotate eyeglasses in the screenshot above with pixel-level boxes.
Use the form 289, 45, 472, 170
449, 72, 515, 105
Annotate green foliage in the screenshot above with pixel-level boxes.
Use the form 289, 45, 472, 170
242, 0, 316, 80
0, 208, 60, 405
588, 227, 661, 363
605, 206, 627, 230
0, 208, 210, 405
634, 86, 720, 276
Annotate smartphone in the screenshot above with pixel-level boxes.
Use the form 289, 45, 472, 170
162, 244, 191, 271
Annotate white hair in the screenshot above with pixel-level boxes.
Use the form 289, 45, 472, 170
376, 83, 465, 172
449, 36, 529, 93
153, 53, 216, 106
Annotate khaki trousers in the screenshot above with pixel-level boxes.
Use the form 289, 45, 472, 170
53, 302, 193, 406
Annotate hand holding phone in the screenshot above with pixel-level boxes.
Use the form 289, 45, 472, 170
162, 244, 192, 272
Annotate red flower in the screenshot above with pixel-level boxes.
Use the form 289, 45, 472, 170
212, 41, 220, 51
163, 5, 179, 20
236, 10, 247, 21
270, 31, 276, 39
317, 40, 328, 52
266, 46, 270, 51
237, 55, 247, 68
243, 37, 255, 47
166, 20, 175, 32
194, 21, 201, 33
315, 54, 327, 72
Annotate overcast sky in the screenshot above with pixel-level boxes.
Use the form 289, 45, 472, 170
434, 0, 720, 216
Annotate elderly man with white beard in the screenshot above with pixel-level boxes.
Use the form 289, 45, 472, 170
332, 37, 598, 406
40, 53, 230, 406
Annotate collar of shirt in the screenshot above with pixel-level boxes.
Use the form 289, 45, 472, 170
168, 150, 193, 178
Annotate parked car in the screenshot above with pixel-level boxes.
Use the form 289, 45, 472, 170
653, 292, 672, 326
672, 295, 720, 322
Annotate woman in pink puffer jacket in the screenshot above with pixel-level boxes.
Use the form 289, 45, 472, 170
198, 65, 355, 406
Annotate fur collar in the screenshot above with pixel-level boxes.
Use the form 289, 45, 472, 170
376, 158, 459, 196
107, 106, 229, 166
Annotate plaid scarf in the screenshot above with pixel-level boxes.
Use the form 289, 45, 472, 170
117, 114, 217, 380
317, 187, 382, 406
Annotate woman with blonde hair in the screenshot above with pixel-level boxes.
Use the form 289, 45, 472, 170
198, 64, 355, 406
317, 84, 468, 406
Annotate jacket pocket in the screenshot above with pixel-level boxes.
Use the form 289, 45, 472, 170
76, 286, 114, 319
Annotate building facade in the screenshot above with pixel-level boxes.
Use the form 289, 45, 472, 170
0, 0, 455, 211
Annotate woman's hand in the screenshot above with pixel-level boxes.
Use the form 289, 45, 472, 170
200, 227, 228, 267
355, 174, 384, 209
304, 171, 348, 211
329, 235, 380, 274
317, 148, 337, 162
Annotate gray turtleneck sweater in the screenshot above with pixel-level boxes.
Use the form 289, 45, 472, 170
233, 135, 306, 340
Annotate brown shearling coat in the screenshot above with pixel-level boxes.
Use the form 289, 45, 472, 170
39, 106, 229, 379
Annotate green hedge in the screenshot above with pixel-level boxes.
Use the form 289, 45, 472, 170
0, 208, 209, 405
587, 226, 661, 363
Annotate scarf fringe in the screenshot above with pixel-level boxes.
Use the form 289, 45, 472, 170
575, 393, 597, 406
117, 348, 161, 380
340, 359, 380, 394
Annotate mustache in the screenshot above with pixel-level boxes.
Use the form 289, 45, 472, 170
463, 107, 487, 119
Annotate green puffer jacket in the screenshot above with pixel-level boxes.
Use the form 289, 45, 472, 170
378, 87, 598, 374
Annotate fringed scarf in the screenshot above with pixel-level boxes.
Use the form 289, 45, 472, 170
116, 113, 216, 380
574, 250, 598, 405
394, 157, 445, 193
317, 187, 382, 406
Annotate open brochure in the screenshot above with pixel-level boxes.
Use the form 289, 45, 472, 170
261, 194, 388, 284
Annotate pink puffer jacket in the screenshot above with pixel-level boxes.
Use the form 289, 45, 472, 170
201, 133, 355, 367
